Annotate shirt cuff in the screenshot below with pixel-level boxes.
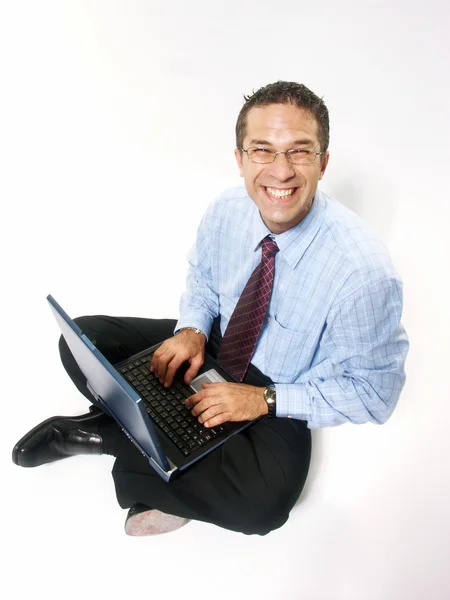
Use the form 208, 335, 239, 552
175, 312, 214, 341
275, 383, 312, 422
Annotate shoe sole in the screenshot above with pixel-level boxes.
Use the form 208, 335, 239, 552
125, 509, 189, 536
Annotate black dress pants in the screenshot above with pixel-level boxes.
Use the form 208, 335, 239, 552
59, 315, 312, 535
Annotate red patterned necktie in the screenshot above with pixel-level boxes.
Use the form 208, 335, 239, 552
218, 236, 279, 381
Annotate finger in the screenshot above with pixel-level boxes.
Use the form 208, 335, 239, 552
163, 355, 185, 387
196, 404, 225, 425
150, 344, 166, 373
184, 354, 204, 384
190, 394, 220, 417
156, 349, 184, 384
150, 343, 170, 371
200, 381, 229, 392
184, 392, 199, 408
203, 412, 233, 428
185, 384, 219, 407
189, 385, 226, 413
187, 394, 208, 414
149, 349, 162, 373
184, 387, 209, 407
154, 350, 173, 383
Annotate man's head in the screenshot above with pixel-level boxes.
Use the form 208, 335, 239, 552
235, 81, 330, 234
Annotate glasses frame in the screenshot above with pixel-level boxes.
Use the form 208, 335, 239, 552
241, 146, 323, 165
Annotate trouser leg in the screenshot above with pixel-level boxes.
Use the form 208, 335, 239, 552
112, 414, 311, 535
59, 315, 312, 535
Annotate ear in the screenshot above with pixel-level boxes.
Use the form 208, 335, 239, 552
234, 147, 244, 177
319, 151, 330, 180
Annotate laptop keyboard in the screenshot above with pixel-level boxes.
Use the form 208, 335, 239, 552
116, 355, 227, 457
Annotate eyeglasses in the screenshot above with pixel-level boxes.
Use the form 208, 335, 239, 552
241, 146, 323, 165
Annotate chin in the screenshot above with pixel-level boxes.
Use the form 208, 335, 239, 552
263, 208, 307, 232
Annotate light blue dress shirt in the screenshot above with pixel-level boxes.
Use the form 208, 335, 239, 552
175, 185, 409, 428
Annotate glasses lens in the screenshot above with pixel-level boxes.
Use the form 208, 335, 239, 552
288, 149, 316, 164
247, 148, 274, 163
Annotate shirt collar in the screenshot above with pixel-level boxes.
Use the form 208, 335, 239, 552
250, 190, 326, 269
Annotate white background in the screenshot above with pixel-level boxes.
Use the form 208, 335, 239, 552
1, 1, 450, 599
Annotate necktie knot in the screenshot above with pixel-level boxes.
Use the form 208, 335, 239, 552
262, 236, 279, 260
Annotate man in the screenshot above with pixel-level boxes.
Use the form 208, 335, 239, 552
12, 81, 409, 536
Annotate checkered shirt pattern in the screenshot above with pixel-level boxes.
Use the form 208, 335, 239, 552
175, 185, 409, 428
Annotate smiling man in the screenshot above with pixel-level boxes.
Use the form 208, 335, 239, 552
13, 82, 409, 536
234, 102, 329, 234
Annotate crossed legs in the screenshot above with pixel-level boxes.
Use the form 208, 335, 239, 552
52, 314, 312, 535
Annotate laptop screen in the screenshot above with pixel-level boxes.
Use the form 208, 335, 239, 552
46, 295, 170, 472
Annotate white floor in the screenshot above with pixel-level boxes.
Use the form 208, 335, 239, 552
2, 1, 450, 598
5, 364, 450, 600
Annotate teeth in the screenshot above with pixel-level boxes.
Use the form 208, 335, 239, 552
266, 187, 295, 198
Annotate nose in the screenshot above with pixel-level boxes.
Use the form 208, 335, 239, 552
267, 152, 296, 181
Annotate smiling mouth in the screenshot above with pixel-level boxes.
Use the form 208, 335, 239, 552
264, 186, 298, 199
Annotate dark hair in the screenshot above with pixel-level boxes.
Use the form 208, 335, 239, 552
235, 81, 330, 153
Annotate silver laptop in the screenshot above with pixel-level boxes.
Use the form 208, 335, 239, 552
47, 295, 258, 481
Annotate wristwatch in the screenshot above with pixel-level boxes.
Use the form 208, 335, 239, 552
263, 385, 277, 418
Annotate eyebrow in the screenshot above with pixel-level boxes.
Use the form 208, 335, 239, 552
248, 138, 315, 147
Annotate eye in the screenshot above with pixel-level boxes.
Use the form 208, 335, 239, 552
246, 147, 275, 163
290, 148, 313, 155
252, 147, 270, 155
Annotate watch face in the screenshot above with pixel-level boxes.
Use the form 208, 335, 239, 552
265, 387, 276, 403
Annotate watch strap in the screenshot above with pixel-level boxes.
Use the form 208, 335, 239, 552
263, 385, 277, 418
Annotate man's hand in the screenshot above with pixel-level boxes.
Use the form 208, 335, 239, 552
185, 382, 268, 428
150, 329, 206, 388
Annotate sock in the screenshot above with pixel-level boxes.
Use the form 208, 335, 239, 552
96, 421, 134, 457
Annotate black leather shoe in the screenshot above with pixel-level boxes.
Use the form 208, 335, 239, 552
12, 409, 113, 468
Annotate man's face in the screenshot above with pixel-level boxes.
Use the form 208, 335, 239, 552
235, 103, 329, 234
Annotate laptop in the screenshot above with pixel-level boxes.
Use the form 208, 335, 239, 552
47, 295, 258, 481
